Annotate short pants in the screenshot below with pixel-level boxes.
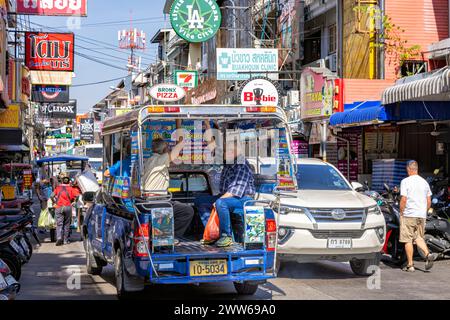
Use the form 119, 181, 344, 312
400, 216, 426, 243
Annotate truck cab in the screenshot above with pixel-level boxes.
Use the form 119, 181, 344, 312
82, 105, 297, 298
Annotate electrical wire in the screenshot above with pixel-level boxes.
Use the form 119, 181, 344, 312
71, 76, 127, 87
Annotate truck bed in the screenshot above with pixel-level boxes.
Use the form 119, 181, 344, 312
175, 238, 244, 254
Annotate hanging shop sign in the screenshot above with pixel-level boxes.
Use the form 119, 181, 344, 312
337, 128, 362, 182
30, 71, 73, 85
80, 118, 94, 141
39, 100, 77, 119
217, 48, 279, 81
300, 67, 336, 120
16, 0, 88, 16
174, 70, 198, 88
0, 105, 20, 129
170, 0, 221, 43
239, 77, 281, 106
149, 84, 185, 102
32, 85, 69, 103
25, 32, 75, 72
21, 66, 31, 104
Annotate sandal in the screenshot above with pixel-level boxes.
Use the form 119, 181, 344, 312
402, 265, 415, 272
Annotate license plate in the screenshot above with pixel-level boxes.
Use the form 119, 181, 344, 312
9, 240, 23, 254
190, 260, 228, 277
0, 274, 7, 290
20, 238, 29, 254
327, 238, 352, 249
4, 275, 18, 287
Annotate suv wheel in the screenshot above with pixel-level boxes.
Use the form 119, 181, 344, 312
350, 253, 381, 276
114, 248, 137, 300
234, 282, 259, 295
85, 240, 102, 275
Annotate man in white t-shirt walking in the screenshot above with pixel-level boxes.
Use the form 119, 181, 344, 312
399, 160, 437, 272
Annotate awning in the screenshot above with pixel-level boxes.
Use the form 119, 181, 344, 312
329, 101, 387, 127
382, 67, 450, 105
0, 144, 30, 152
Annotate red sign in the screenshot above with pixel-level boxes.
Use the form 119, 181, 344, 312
16, 0, 88, 16
25, 33, 75, 72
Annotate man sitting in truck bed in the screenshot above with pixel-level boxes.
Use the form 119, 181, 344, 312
142, 133, 194, 238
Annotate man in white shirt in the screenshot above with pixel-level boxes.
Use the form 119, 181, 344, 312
399, 160, 436, 272
142, 121, 194, 238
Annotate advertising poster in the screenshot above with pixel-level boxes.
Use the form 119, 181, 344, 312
244, 206, 266, 244
32, 85, 69, 103
80, 118, 94, 141
337, 128, 361, 182
25, 32, 75, 72
151, 208, 174, 248
291, 139, 309, 158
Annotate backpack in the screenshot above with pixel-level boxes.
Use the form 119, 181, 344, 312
53, 186, 71, 206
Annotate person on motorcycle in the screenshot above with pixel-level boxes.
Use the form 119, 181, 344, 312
399, 160, 437, 272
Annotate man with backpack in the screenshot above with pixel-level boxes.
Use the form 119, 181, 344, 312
51, 173, 81, 246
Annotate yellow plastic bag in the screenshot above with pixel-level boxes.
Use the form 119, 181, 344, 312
38, 208, 55, 229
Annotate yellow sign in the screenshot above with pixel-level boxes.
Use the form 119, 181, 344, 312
0, 104, 20, 128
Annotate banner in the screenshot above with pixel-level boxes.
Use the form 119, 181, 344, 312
80, 118, 94, 141
0, 105, 20, 129
39, 100, 77, 119
16, 0, 88, 16
25, 32, 75, 72
32, 85, 69, 103
30, 71, 73, 85
216, 48, 278, 81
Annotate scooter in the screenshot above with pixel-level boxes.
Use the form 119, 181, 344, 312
424, 208, 450, 258
0, 258, 20, 300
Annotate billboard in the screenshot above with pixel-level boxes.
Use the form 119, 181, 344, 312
16, 0, 88, 16
32, 85, 70, 103
239, 77, 281, 106
25, 32, 75, 72
30, 71, 73, 85
216, 48, 278, 81
174, 70, 198, 88
80, 118, 94, 141
0, 105, 20, 129
39, 100, 77, 119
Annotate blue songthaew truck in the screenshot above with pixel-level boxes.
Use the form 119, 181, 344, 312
83, 105, 298, 299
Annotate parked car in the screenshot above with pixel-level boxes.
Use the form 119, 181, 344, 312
266, 158, 386, 276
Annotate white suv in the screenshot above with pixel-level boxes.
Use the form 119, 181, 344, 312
267, 158, 386, 276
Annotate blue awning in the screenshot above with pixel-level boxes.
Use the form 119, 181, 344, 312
36, 155, 89, 165
329, 101, 387, 127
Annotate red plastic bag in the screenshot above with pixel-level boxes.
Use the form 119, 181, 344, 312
202, 206, 220, 242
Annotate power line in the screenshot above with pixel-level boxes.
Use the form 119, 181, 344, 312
71, 76, 127, 87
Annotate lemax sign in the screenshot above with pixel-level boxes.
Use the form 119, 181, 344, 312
25, 32, 75, 72
240, 77, 281, 106
16, 0, 88, 16
174, 70, 198, 88
217, 48, 279, 81
150, 84, 185, 102
170, 0, 221, 43
300, 67, 336, 120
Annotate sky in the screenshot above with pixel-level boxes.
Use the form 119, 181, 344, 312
29, 0, 168, 113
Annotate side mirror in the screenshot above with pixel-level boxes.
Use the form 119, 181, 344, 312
384, 183, 391, 192
351, 182, 364, 191
434, 169, 440, 175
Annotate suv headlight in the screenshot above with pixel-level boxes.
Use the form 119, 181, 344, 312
367, 205, 382, 215
278, 206, 308, 215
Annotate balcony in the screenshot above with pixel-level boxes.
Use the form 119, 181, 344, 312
304, 0, 336, 21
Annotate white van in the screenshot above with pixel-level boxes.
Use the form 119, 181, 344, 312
83, 144, 103, 184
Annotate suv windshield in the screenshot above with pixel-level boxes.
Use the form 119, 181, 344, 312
296, 164, 351, 191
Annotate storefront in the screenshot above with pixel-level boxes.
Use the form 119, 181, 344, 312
185, 77, 218, 105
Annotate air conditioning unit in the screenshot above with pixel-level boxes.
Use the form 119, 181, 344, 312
325, 53, 337, 72
287, 90, 300, 106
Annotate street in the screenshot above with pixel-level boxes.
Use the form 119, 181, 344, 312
16, 229, 450, 300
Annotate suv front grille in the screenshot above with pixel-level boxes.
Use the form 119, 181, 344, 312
309, 230, 365, 239
309, 208, 365, 223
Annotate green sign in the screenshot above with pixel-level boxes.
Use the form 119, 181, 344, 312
170, 0, 222, 43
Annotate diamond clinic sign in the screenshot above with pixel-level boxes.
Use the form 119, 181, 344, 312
25, 32, 75, 72
170, 0, 221, 43
16, 0, 88, 16
217, 48, 279, 81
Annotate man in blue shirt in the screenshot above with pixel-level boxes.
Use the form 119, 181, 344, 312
215, 143, 255, 247
105, 156, 132, 177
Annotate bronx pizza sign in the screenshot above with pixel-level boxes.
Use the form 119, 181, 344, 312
25, 32, 75, 72
150, 84, 186, 102
170, 0, 221, 43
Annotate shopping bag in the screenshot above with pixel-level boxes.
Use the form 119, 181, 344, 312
202, 206, 220, 243
38, 208, 56, 229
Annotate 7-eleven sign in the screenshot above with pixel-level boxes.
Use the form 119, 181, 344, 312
174, 70, 198, 89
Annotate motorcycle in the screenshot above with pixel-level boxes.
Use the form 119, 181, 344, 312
424, 207, 450, 259
0, 258, 20, 300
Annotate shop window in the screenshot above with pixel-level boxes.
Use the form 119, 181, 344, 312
401, 60, 427, 77
328, 24, 336, 54
303, 30, 321, 65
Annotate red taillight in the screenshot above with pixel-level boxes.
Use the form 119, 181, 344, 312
266, 218, 277, 252
133, 223, 149, 257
